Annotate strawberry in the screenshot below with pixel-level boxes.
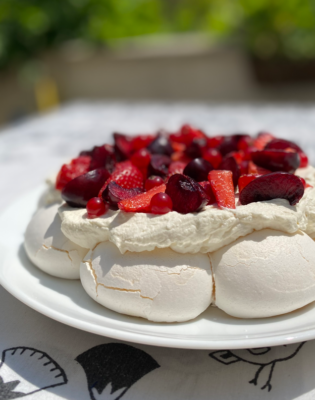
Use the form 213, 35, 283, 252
253, 132, 275, 150
248, 161, 271, 175
208, 170, 236, 209
119, 184, 166, 213
238, 174, 260, 193
56, 156, 91, 190
98, 161, 144, 197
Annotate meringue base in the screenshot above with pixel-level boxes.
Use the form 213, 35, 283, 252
210, 229, 315, 318
81, 241, 213, 322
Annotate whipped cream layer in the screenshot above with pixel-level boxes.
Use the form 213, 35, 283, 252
58, 166, 315, 254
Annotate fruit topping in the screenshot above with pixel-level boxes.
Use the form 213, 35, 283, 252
184, 138, 207, 159
253, 132, 274, 150
264, 138, 308, 168
239, 160, 249, 175
168, 161, 186, 176
299, 152, 309, 168
102, 181, 144, 209
170, 124, 205, 146
86, 197, 109, 219
239, 172, 304, 206
217, 136, 239, 156
237, 135, 253, 151
62, 168, 110, 208
131, 148, 151, 168
238, 174, 260, 193
248, 161, 270, 175
165, 174, 208, 214
56, 156, 91, 190
150, 193, 173, 214
251, 149, 300, 173
98, 161, 144, 196
202, 148, 222, 168
208, 170, 236, 209
218, 156, 240, 188
119, 184, 166, 213
132, 134, 155, 151
183, 158, 213, 182
114, 133, 133, 161
89, 144, 116, 172
147, 134, 173, 156
148, 154, 171, 177
207, 135, 224, 149
199, 181, 216, 205
145, 176, 165, 191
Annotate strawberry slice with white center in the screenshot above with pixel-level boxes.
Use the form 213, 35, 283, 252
98, 161, 144, 197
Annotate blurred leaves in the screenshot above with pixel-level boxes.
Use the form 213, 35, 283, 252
1, 0, 315, 69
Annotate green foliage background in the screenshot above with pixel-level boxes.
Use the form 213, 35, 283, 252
1, 0, 315, 69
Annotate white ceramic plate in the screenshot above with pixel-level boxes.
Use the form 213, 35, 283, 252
1, 186, 315, 350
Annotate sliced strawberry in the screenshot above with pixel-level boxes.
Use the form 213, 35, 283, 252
208, 170, 236, 209
253, 132, 275, 150
119, 184, 166, 213
238, 174, 260, 193
248, 161, 271, 175
168, 161, 187, 176
199, 181, 216, 205
98, 161, 144, 196
56, 156, 91, 190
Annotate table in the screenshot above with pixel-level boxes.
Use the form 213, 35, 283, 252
1, 102, 315, 400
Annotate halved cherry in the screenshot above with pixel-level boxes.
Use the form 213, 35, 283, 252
251, 149, 300, 173
239, 172, 304, 206
165, 174, 208, 214
62, 168, 110, 208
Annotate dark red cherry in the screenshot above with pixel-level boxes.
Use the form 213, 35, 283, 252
165, 174, 208, 214
219, 156, 240, 188
62, 168, 110, 208
89, 144, 116, 172
102, 181, 143, 209
147, 135, 173, 156
184, 138, 207, 159
113, 132, 133, 161
183, 158, 213, 182
147, 154, 171, 177
239, 172, 304, 206
251, 150, 300, 173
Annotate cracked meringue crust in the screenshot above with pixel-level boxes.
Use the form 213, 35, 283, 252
80, 241, 213, 322
24, 203, 88, 279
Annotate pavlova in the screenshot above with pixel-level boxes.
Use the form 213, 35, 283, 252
24, 126, 315, 322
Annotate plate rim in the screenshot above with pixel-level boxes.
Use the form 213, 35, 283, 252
0, 186, 315, 350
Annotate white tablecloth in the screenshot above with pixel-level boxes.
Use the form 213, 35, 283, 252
1, 102, 315, 400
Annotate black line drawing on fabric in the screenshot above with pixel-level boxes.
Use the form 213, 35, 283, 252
76, 343, 160, 400
209, 342, 305, 392
0, 347, 67, 399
